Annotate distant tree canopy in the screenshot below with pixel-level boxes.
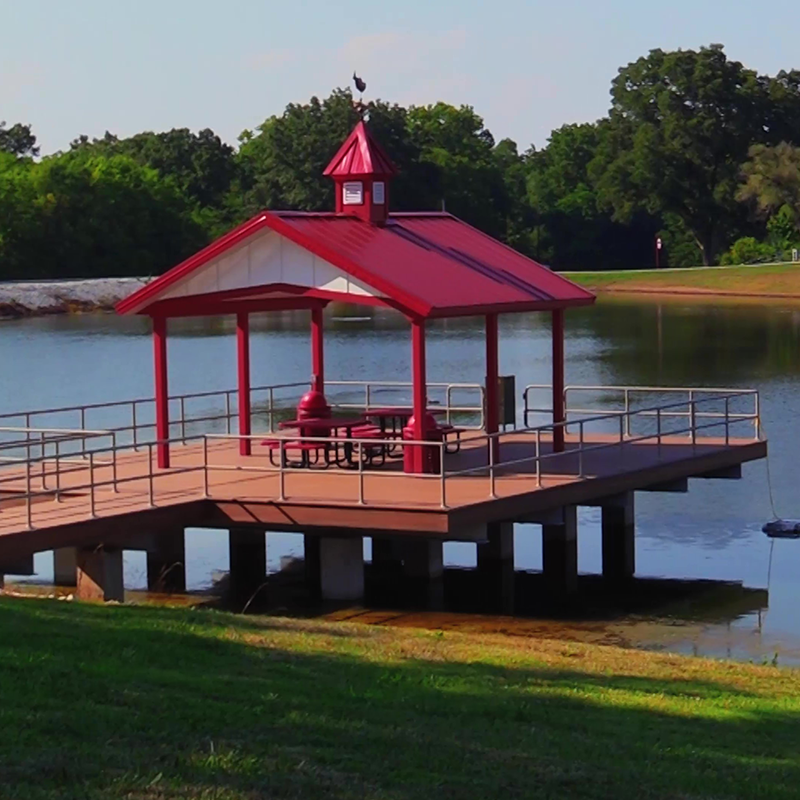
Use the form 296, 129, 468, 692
2, 43, 800, 280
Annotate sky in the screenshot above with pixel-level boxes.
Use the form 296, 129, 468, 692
3, 0, 799, 156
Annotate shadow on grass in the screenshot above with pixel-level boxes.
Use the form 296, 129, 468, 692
0, 597, 798, 800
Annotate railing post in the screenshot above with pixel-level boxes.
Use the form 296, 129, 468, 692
132, 401, 139, 451
690, 400, 697, 447
55, 438, 61, 503
25, 451, 33, 530
534, 428, 542, 488
725, 396, 730, 446
40, 431, 47, 490
624, 389, 631, 437
754, 392, 760, 440
89, 451, 96, 518
203, 436, 209, 498
357, 442, 365, 505
267, 388, 274, 433
179, 397, 186, 444
80, 407, 86, 431
148, 444, 155, 508
489, 432, 497, 499
278, 440, 286, 501
225, 392, 232, 435
578, 421, 584, 478
440, 441, 447, 508
111, 432, 118, 492
657, 408, 662, 447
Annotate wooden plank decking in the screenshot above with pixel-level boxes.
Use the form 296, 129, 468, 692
0, 430, 766, 559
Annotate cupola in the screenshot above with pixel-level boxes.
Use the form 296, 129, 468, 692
323, 120, 398, 226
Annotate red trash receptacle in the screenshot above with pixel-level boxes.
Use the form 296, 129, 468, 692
403, 413, 443, 473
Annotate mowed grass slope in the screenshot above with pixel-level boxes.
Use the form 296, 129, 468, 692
563, 262, 800, 295
1, 597, 800, 800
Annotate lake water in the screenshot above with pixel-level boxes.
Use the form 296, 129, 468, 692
2, 297, 799, 664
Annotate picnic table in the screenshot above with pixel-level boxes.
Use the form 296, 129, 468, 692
277, 416, 378, 467
365, 407, 447, 438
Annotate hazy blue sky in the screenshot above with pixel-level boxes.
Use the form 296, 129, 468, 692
3, 0, 799, 155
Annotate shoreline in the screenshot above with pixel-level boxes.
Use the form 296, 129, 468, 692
0, 277, 148, 320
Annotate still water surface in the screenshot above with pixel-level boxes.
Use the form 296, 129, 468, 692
2, 298, 799, 663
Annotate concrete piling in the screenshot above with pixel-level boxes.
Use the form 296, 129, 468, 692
76, 545, 124, 602
146, 531, 186, 593
542, 506, 578, 598
228, 528, 267, 604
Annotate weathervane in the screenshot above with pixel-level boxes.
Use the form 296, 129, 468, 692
353, 72, 367, 118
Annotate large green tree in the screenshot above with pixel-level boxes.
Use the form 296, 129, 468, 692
525, 123, 658, 268
0, 152, 205, 280
590, 44, 800, 264
738, 142, 800, 232
70, 128, 237, 230
0, 121, 38, 157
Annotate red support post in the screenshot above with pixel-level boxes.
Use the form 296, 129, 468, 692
237, 312, 251, 456
152, 316, 170, 469
410, 318, 428, 474
485, 313, 500, 463
311, 306, 325, 394
552, 309, 565, 453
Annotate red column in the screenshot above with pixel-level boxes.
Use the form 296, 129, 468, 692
237, 312, 251, 456
311, 306, 324, 394
153, 316, 170, 469
552, 309, 565, 453
485, 313, 500, 463
410, 318, 428, 474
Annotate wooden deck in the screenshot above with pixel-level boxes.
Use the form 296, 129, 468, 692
0, 429, 766, 560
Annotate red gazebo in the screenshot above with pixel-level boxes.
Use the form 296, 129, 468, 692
116, 121, 594, 471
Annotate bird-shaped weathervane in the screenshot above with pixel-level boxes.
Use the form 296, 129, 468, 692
352, 72, 367, 117
353, 72, 367, 96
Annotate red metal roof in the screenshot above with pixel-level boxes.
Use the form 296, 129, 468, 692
116, 210, 594, 318
323, 120, 398, 178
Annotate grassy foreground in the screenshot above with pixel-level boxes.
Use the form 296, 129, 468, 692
1, 598, 800, 799
563, 262, 800, 296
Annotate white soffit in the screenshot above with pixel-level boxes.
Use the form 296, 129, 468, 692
157, 228, 385, 302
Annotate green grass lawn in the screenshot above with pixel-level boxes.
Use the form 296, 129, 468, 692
563, 262, 800, 295
2, 597, 800, 799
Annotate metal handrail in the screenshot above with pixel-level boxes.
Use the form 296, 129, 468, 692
451, 390, 756, 498
0, 386, 762, 531
0, 379, 484, 451
523, 384, 760, 436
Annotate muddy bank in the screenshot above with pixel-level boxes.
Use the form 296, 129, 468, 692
0, 277, 149, 319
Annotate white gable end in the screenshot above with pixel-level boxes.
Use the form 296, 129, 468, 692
158, 227, 384, 302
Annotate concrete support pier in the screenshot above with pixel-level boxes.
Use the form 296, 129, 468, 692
477, 522, 515, 613
400, 539, 444, 608
147, 531, 186, 593
601, 493, 635, 582
54, 547, 77, 587
76, 545, 124, 602
314, 536, 364, 602
228, 528, 266, 604
542, 507, 578, 599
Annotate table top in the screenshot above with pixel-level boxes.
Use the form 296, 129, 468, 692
366, 407, 447, 417
279, 416, 366, 431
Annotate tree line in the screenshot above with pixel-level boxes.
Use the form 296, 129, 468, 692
2, 43, 800, 281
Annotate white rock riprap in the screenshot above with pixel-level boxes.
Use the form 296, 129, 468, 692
0, 277, 150, 319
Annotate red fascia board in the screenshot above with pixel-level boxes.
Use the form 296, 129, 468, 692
115, 213, 269, 315
426, 296, 596, 319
